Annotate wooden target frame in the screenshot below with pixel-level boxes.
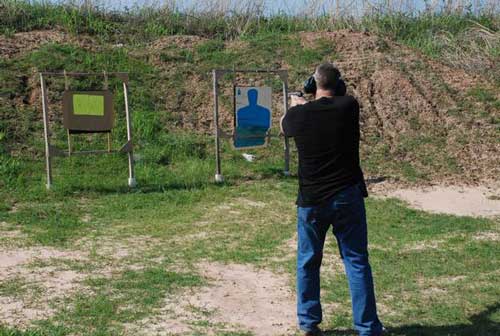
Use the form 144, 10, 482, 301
39, 71, 136, 190
212, 69, 290, 183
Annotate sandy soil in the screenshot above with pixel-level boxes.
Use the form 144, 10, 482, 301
0, 233, 162, 328
147, 35, 206, 52
378, 184, 500, 218
0, 245, 88, 326
0, 297, 52, 327
133, 262, 296, 336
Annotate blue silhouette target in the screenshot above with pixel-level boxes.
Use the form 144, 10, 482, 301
234, 86, 272, 149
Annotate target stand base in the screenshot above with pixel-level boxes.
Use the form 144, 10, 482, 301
215, 174, 224, 183
128, 178, 137, 188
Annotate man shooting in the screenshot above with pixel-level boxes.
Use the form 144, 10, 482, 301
281, 63, 384, 336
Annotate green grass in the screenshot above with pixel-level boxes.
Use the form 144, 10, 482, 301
0, 130, 499, 334
1, 1, 498, 60
42, 267, 204, 335
0, 277, 30, 298
367, 13, 499, 58
0, 161, 499, 335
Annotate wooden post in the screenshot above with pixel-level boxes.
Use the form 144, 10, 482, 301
40, 74, 52, 189
282, 76, 290, 176
123, 81, 136, 187
211, 68, 290, 182
107, 133, 111, 153
213, 70, 223, 183
67, 129, 72, 156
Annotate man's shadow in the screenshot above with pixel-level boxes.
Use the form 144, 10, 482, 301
323, 303, 500, 336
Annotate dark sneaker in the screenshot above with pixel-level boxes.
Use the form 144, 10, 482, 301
304, 328, 324, 336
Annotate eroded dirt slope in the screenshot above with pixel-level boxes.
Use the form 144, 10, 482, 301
299, 31, 499, 183
1, 29, 498, 183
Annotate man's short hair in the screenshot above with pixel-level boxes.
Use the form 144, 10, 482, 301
314, 63, 341, 91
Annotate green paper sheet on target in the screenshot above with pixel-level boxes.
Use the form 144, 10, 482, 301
73, 94, 105, 116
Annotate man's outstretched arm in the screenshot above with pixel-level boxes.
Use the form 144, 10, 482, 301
281, 95, 307, 135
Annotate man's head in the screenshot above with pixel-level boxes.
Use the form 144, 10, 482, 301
313, 63, 341, 92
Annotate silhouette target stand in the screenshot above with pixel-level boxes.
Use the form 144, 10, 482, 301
39, 71, 136, 189
212, 69, 290, 183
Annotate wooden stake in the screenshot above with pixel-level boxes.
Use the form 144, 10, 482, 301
67, 129, 72, 156
123, 82, 136, 187
40, 74, 52, 189
107, 132, 111, 153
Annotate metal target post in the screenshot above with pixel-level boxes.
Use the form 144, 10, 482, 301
212, 69, 291, 183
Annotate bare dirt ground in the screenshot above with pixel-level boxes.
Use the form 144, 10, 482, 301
0, 30, 66, 59
147, 35, 207, 52
129, 262, 296, 336
0, 223, 299, 335
370, 181, 500, 218
0, 232, 161, 327
0, 243, 88, 326
0, 30, 95, 59
300, 30, 499, 183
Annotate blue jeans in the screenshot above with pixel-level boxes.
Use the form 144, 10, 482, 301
296, 183, 383, 336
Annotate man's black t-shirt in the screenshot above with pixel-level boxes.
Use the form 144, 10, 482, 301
282, 96, 367, 207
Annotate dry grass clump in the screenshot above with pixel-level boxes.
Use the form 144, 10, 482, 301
435, 22, 500, 78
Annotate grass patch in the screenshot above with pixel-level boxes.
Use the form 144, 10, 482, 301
0, 277, 29, 298
57, 267, 203, 332
0, 169, 499, 333
0, 267, 203, 336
